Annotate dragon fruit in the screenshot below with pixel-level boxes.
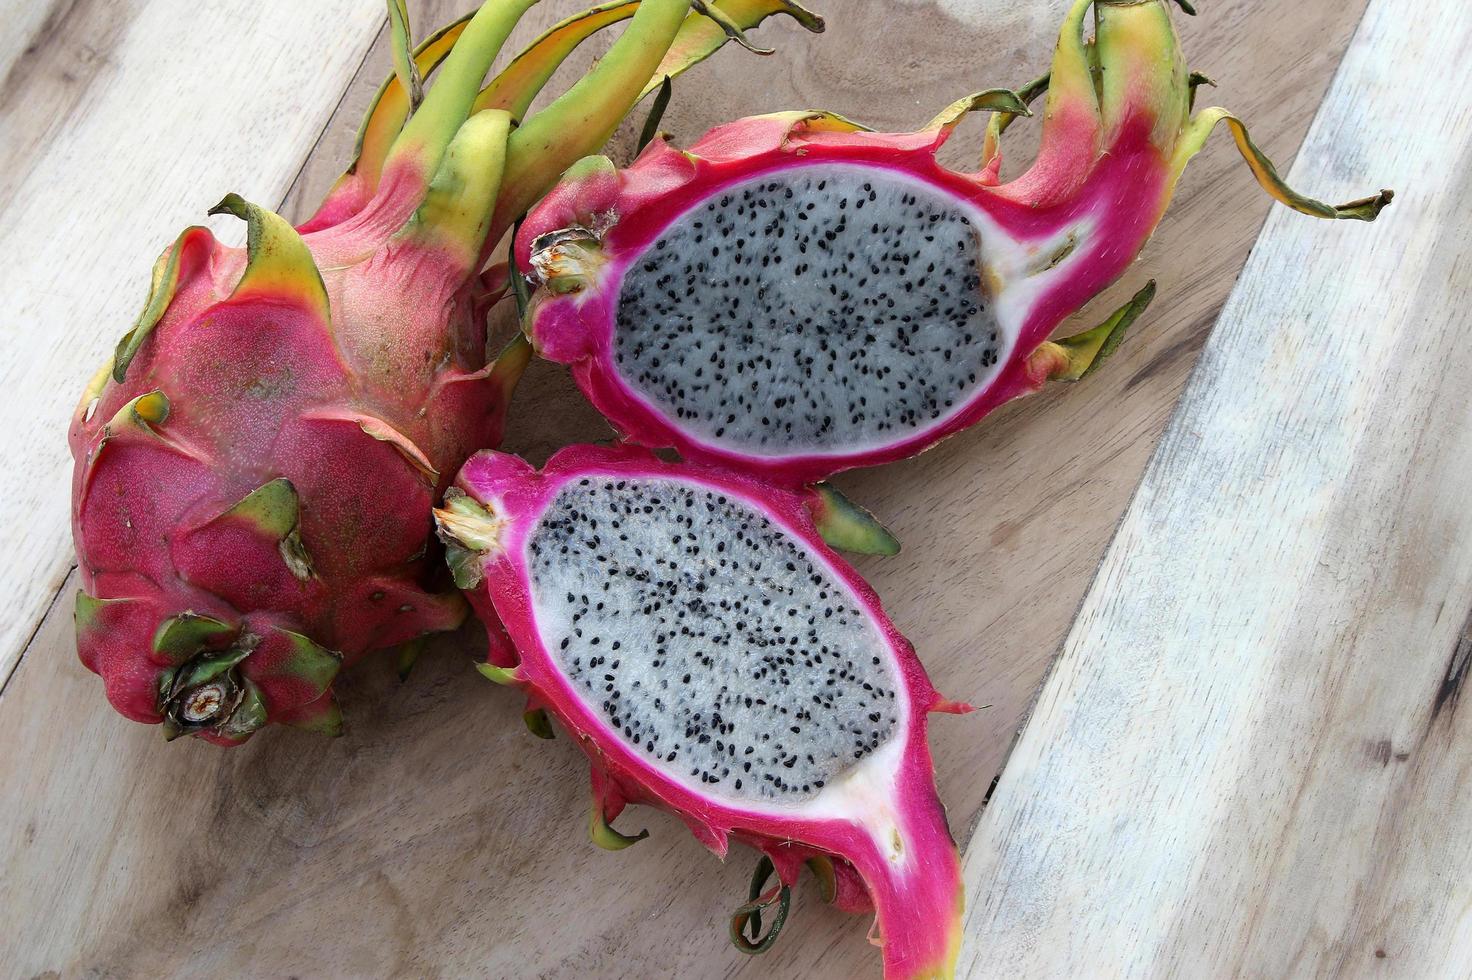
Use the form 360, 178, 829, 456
68, 0, 818, 744
516, 0, 1392, 489
434, 443, 969, 978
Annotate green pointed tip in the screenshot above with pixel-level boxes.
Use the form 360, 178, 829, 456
489, 330, 532, 407
396, 637, 427, 681
113, 225, 208, 382
210, 194, 330, 319
175, 644, 253, 691
108, 389, 170, 430
809, 484, 900, 556
74, 591, 124, 635
927, 87, 1031, 133
285, 695, 345, 737
805, 856, 838, 904
772, 0, 824, 33
1186, 71, 1215, 111
632, 0, 822, 109
982, 71, 1051, 167
219, 682, 269, 740
273, 628, 342, 698
729, 857, 791, 954
1051, 279, 1156, 382
523, 707, 556, 739
475, 661, 520, 685
74, 590, 102, 631
1332, 188, 1395, 222
152, 613, 235, 665
689, 0, 774, 54
638, 76, 674, 154
219, 478, 316, 581
589, 805, 649, 850
1175, 109, 1394, 222
222, 478, 299, 537
387, 0, 424, 112
206, 192, 248, 221
509, 224, 532, 322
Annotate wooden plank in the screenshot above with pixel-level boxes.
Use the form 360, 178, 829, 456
0, 0, 385, 686
0, 1, 1373, 977
958, 0, 1472, 974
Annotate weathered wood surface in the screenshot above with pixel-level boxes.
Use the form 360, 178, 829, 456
959, 0, 1472, 975
0, 0, 1386, 977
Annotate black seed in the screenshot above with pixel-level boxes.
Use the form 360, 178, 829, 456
612, 167, 1001, 456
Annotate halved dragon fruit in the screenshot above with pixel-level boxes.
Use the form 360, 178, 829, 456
435, 443, 969, 978
69, 0, 818, 744
516, 0, 1391, 487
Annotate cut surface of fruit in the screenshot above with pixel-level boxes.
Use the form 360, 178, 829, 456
613, 165, 1004, 457
518, 0, 1391, 486
437, 443, 967, 978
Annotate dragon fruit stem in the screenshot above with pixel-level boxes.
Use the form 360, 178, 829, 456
385, 0, 538, 181
397, 108, 512, 269
387, 0, 424, 113
1046, 0, 1103, 128
477, 0, 648, 121
1094, 0, 1188, 151
492, 0, 705, 238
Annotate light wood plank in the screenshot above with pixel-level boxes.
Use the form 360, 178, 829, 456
0, 0, 385, 685
1, 1, 1375, 977
959, 1, 1472, 975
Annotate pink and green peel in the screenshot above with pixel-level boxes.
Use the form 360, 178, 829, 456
437, 444, 966, 979
71, 0, 800, 742
517, 0, 1390, 489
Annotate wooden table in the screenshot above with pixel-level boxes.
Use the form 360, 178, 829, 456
3, 1, 1466, 977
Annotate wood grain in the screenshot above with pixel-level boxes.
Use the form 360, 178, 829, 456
959, 0, 1472, 975
0, 0, 1382, 977
0, 0, 386, 687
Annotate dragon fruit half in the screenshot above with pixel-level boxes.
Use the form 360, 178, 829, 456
68, 0, 818, 744
516, 0, 1391, 488
435, 443, 969, 978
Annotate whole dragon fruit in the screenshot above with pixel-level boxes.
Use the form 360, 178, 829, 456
434, 443, 969, 978
516, 0, 1392, 489
69, 0, 818, 744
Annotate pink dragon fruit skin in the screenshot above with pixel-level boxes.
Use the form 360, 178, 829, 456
70, 173, 502, 742
69, 0, 819, 745
516, 0, 1391, 488
436, 443, 970, 978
